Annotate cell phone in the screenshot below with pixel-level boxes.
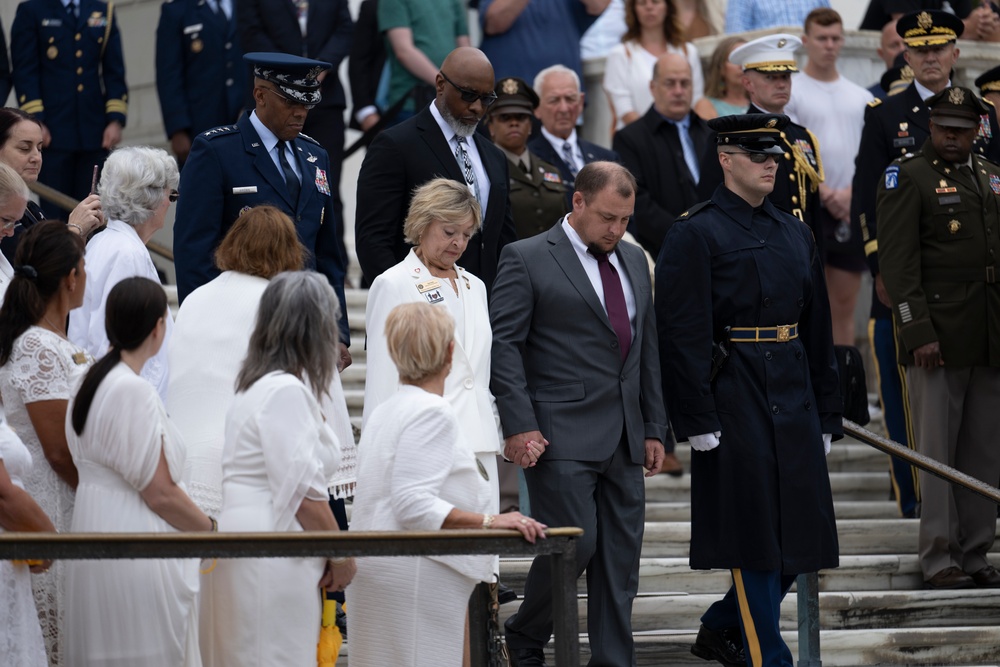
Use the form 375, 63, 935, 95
90, 165, 99, 195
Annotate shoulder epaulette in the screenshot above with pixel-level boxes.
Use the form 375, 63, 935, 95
677, 200, 713, 221
201, 125, 238, 139
985, 98, 995, 107
298, 132, 322, 147
867, 98, 883, 108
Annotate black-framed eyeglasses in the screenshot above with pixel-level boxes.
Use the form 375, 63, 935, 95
259, 85, 317, 111
168, 190, 180, 203
440, 71, 498, 107
722, 150, 780, 164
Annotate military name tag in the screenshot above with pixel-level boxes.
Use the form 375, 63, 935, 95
893, 137, 916, 148
41, 18, 63, 26
938, 194, 961, 205
416, 279, 441, 293
232, 186, 257, 194
183, 23, 203, 34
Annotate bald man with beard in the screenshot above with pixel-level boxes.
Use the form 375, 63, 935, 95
356, 46, 517, 291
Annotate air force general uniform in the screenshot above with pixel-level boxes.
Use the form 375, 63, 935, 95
155, 0, 245, 144
11, 0, 127, 216
173, 53, 348, 342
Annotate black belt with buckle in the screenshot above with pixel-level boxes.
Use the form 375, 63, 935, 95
729, 324, 799, 343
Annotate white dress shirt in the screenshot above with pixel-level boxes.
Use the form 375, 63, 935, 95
561, 216, 636, 338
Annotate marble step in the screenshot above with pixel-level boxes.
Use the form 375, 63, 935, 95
494, 588, 1000, 633
645, 471, 893, 503
644, 499, 902, 521
334, 627, 1000, 666
636, 520, 1000, 558
499, 554, 1000, 595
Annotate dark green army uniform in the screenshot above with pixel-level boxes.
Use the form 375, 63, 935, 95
876, 85, 1000, 589
877, 141, 1000, 366
506, 153, 568, 239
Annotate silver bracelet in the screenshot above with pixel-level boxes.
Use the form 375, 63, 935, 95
67, 223, 85, 234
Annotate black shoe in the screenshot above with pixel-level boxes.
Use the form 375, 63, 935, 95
691, 624, 745, 667
969, 565, 1000, 588
497, 582, 518, 605
507, 646, 547, 667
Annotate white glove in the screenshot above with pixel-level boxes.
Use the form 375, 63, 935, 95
823, 433, 832, 456
689, 432, 721, 452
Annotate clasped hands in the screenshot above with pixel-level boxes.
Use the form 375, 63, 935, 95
689, 431, 832, 455
504, 431, 548, 469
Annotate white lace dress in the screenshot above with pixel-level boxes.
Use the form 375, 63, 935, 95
0, 418, 48, 667
0, 326, 93, 666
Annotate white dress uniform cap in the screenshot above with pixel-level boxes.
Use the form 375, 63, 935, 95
729, 34, 801, 73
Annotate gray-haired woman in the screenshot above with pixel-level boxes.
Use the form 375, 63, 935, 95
202, 271, 356, 667
68, 145, 178, 401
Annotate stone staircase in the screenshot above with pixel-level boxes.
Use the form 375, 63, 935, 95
338, 288, 1000, 666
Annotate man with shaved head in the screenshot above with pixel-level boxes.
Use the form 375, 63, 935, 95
356, 46, 516, 290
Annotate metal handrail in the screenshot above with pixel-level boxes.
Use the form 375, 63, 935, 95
0, 527, 584, 666
26, 181, 174, 262
796, 419, 1000, 667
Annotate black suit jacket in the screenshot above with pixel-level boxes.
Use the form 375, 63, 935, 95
347, 0, 384, 130
355, 105, 517, 291
613, 108, 710, 256
528, 133, 620, 196
236, 0, 353, 109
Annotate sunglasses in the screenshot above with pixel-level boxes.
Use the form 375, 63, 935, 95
168, 190, 180, 203
440, 71, 498, 107
722, 151, 781, 164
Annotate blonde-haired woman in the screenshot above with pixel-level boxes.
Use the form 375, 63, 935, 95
363, 178, 502, 510
348, 302, 545, 667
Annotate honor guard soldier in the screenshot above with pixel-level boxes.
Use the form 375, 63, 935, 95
696, 34, 827, 263
659, 113, 841, 667
173, 53, 350, 357
155, 0, 245, 166
10, 0, 128, 219
876, 87, 1000, 590
486, 77, 568, 240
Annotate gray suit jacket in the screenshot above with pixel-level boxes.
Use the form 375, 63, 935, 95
489, 221, 667, 464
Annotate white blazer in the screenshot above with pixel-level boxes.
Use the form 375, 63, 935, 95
363, 249, 502, 456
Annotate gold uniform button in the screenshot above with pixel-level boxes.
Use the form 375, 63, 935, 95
77, 84, 84, 92
784, 152, 791, 160
789, 174, 795, 181
48, 36, 55, 44
76, 50, 83, 58
791, 195, 799, 204
76, 67, 83, 75
75, 33, 81, 41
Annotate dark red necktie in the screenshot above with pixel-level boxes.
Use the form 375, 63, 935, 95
590, 250, 631, 362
